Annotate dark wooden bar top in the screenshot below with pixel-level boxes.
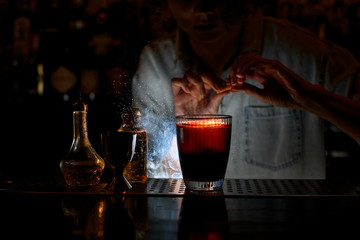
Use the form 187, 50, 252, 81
2, 177, 360, 239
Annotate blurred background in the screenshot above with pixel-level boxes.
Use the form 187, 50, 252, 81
0, 0, 359, 180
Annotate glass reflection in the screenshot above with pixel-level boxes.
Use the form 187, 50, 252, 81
177, 196, 229, 239
61, 196, 136, 239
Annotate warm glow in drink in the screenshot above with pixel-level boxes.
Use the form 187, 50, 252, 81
123, 130, 147, 183
176, 115, 232, 191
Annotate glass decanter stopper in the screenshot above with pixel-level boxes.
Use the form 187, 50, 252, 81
60, 98, 105, 187
120, 108, 148, 184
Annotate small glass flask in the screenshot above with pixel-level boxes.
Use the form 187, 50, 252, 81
119, 108, 148, 183
60, 98, 105, 187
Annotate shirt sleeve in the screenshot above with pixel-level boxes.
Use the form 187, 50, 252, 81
322, 41, 360, 99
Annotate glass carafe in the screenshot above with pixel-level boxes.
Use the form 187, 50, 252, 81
60, 99, 105, 187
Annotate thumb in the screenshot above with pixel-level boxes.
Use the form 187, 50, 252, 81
208, 92, 228, 113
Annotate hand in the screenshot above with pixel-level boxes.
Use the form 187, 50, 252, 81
229, 54, 315, 109
171, 71, 229, 115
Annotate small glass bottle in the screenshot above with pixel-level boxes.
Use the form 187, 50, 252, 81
119, 108, 148, 184
60, 98, 105, 187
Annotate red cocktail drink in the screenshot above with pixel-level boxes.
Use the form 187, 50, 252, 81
176, 115, 232, 191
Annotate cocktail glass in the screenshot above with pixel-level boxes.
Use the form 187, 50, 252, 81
176, 115, 232, 191
102, 131, 137, 192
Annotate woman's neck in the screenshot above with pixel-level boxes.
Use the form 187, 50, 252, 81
189, 24, 243, 76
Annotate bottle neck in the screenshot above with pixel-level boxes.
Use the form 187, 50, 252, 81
72, 110, 90, 145
133, 116, 143, 129
119, 115, 144, 131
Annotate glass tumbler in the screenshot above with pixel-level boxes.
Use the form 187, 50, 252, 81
176, 115, 232, 191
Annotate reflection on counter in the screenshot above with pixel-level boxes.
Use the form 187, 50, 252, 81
61, 196, 152, 240
178, 197, 229, 239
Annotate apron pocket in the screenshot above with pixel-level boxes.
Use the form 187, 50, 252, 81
241, 106, 302, 171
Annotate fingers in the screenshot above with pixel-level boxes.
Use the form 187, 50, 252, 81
230, 54, 280, 87
230, 54, 258, 83
172, 78, 192, 106
172, 70, 234, 108
173, 70, 230, 98
172, 77, 191, 94
231, 82, 264, 100
172, 70, 231, 114
198, 71, 227, 91
196, 71, 233, 95
185, 71, 206, 99
216, 85, 232, 94
171, 71, 206, 100
208, 91, 227, 113
245, 68, 272, 86
231, 54, 312, 99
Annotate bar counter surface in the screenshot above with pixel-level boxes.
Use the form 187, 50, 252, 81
2, 177, 360, 240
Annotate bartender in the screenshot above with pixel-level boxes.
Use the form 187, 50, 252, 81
132, 0, 360, 179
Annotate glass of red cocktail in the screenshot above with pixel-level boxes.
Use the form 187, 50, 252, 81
176, 115, 232, 191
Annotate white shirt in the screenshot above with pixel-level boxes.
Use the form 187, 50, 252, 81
132, 16, 360, 179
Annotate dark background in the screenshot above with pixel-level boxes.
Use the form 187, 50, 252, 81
0, 0, 359, 181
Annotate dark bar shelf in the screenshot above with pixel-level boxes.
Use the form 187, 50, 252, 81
6, 177, 360, 197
